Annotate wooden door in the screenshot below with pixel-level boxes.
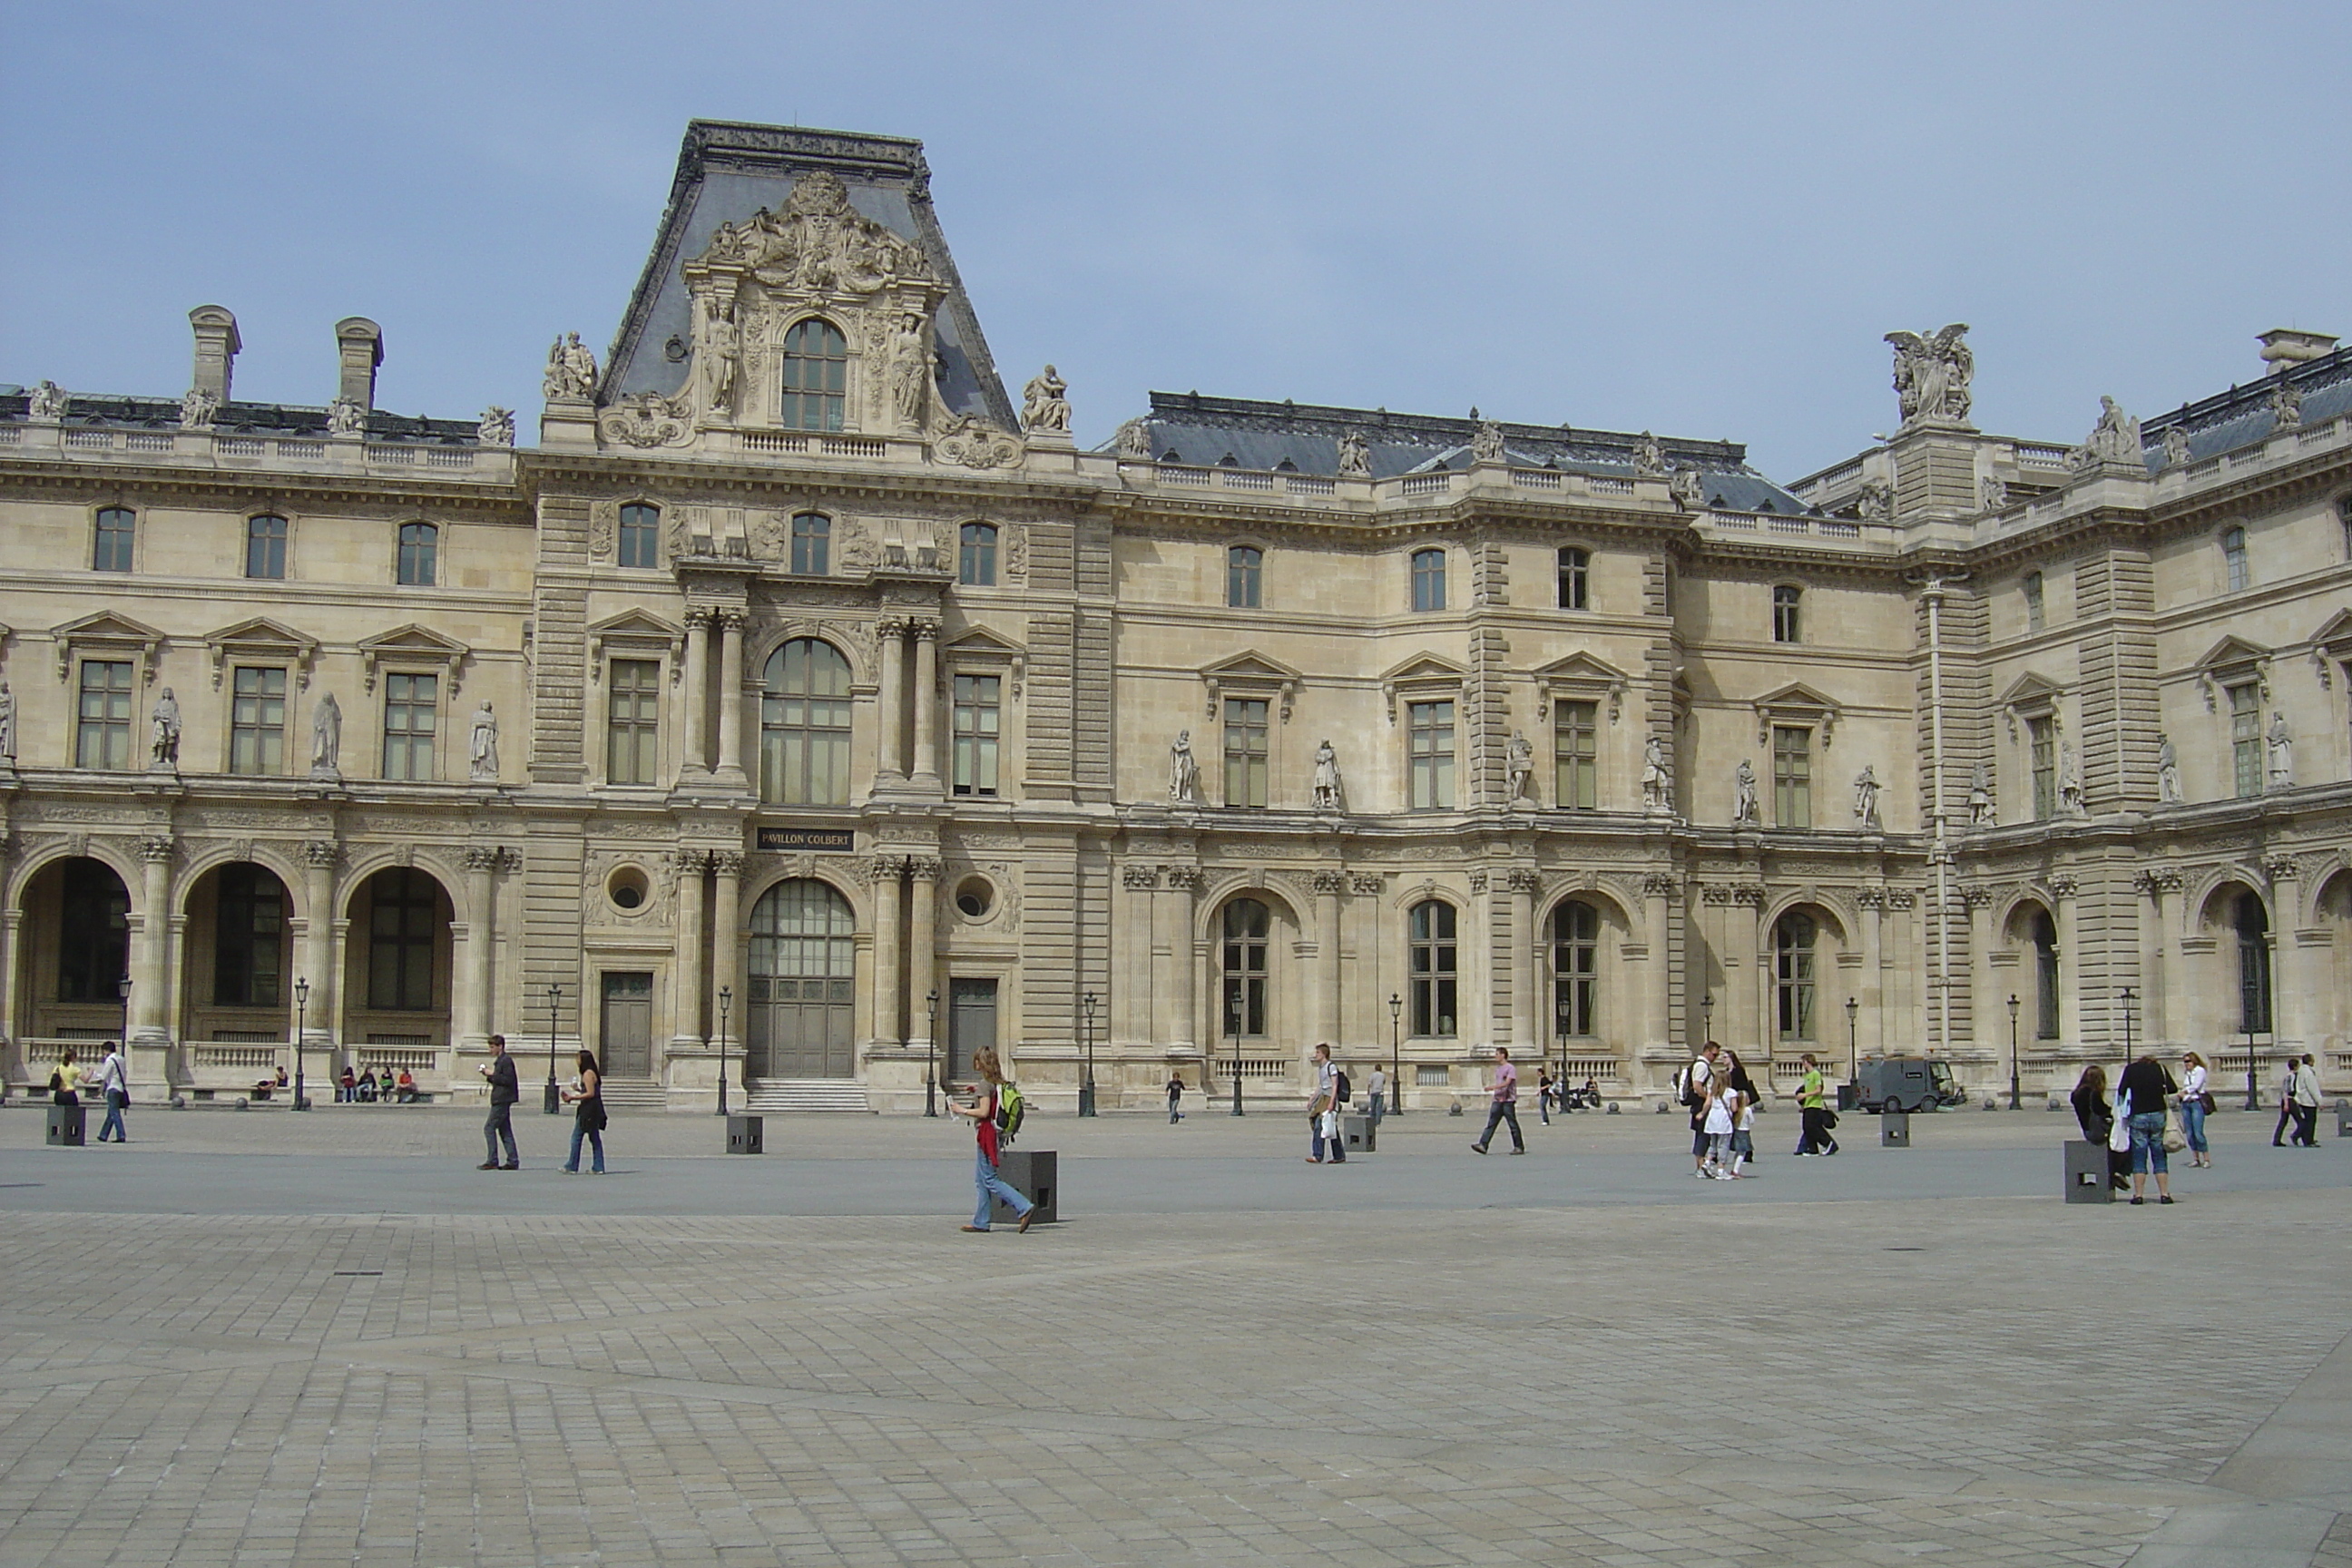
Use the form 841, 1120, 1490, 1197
601, 972, 653, 1077
947, 977, 996, 1084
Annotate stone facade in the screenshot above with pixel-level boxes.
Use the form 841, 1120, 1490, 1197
2, 122, 2347, 1112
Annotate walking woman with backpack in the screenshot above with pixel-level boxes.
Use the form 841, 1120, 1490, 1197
951, 1046, 1036, 1233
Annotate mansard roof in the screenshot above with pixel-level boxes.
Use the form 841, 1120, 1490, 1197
2138, 342, 2352, 468
1117, 389, 1809, 509
602, 121, 1014, 427
0, 387, 483, 444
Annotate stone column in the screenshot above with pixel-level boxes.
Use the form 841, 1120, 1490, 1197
670, 848, 707, 1049
2266, 858, 2304, 1052
1465, 870, 1493, 1049
299, 841, 338, 1048
877, 619, 907, 779
2132, 871, 2169, 1046
869, 858, 905, 1049
2051, 877, 2083, 1053
1731, 886, 1764, 1057
1120, 865, 1161, 1048
131, 836, 174, 1044
710, 851, 744, 1062
1964, 886, 1998, 1073
460, 848, 500, 1050
1312, 872, 1345, 1047
1507, 869, 1538, 1055
0, 910, 22, 1069
911, 622, 943, 790
1642, 875, 1675, 1086
1857, 887, 1887, 1061
714, 610, 748, 786
680, 609, 711, 776
906, 858, 943, 1059
1162, 867, 1200, 1056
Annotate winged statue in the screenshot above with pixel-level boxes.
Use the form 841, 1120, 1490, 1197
1885, 324, 1973, 425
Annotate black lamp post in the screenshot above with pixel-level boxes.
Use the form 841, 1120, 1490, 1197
715, 985, 732, 1117
1388, 993, 1403, 1117
543, 982, 562, 1114
118, 975, 132, 1053
1844, 995, 1859, 1088
1228, 994, 1244, 1117
2119, 986, 2136, 1072
925, 988, 939, 1117
1556, 1016, 1568, 1114
1078, 991, 1098, 1117
1700, 992, 1714, 1047
2006, 993, 2022, 1110
291, 976, 310, 1112
2242, 975, 2259, 1112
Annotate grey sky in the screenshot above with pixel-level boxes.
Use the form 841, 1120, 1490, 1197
5, 1, 2346, 480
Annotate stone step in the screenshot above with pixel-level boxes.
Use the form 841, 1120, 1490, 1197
741, 1080, 872, 1113
596, 1078, 668, 1112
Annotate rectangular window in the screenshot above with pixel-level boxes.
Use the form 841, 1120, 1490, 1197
1222, 698, 1269, 808
2023, 571, 2044, 633
246, 514, 287, 579
397, 523, 437, 586
2230, 683, 2262, 797
1771, 725, 1810, 829
75, 660, 134, 769
959, 524, 997, 586
381, 671, 437, 781
368, 870, 436, 1012
1557, 547, 1589, 611
1553, 700, 1597, 809
2029, 716, 2057, 819
93, 507, 134, 573
1408, 700, 1456, 809
230, 666, 288, 775
790, 514, 829, 575
1772, 584, 1802, 643
1411, 549, 1446, 612
619, 504, 660, 568
1227, 546, 1262, 609
213, 865, 285, 1008
606, 659, 662, 786
952, 673, 1001, 797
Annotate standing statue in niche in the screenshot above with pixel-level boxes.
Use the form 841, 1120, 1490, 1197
148, 688, 182, 769
469, 701, 500, 782
2058, 744, 2086, 816
1968, 760, 1994, 825
309, 691, 343, 779
1505, 730, 1535, 802
1021, 365, 1072, 434
1885, 324, 1975, 425
1336, 430, 1371, 477
1640, 735, 1672, 814
1169, 730, 1202, 804
2157, 734, 2183, 806
1733, 759, 1760, 825
1311, 739, 1344, 811
699, 299, 740, 417
2268, 712, 2294, 790
0, 680, 15, 763
1852, 764, 1881, 830
888, 314, 931, 431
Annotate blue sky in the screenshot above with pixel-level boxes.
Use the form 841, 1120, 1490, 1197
4, 1, 2346, 478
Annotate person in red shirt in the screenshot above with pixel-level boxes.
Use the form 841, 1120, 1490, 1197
949, 1046, 1035, 1233
1471, 1046, 1525, 1155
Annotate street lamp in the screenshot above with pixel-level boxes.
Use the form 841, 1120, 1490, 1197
292, 976, 310, 1112
117, 975, 132, 1054
1228, 991, 1244, 1117
2006, 993, 2022, 1110
1079, 991, 1098, 1118
2119, 986, 2136, 1072
543, 982, 563, 1114
715, 985, 732, 1117
1388, 993, 1403, 1117
2242, 973, 2259, 1112
1700, 992, 1714, 1047
925, 988, 939, 1118
1555, 1014, 1568, 1116
1844, 995, 1859, 1088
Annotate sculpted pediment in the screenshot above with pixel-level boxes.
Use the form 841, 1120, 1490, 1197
2310, 612, 2352, 689
53, 611, 165, 681
690, 172, 935, 297
357, 624, 471, 693
2192, 634, 2269, 674
588, 611, 683, 683
945, 626, 1026, 696
1533, 651, 1631, 722
2190, 634, 2271, 710
1378, 653, 1468, 720
1994, 671, 2066, 708
1749, 681, 1842, 747
204, 616, 318, 690
1200, 649, 1303, 720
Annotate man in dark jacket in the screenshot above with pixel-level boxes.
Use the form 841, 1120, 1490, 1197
477, 1034, 520, 1170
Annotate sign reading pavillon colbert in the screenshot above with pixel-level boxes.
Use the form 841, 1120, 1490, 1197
756, 828, 856, 852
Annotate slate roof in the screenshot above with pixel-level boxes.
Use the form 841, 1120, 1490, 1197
2136, 344, 2352, 469
601, 121, 1014, 427
0, 387, 484, 443
1111, 391, 1813, 510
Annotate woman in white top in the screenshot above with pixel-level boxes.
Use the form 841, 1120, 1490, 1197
2178, 1053, 2211, 1168
1702, 1081, 1741, 1180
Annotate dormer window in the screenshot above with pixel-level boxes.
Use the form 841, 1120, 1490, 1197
777, 318, 847, 432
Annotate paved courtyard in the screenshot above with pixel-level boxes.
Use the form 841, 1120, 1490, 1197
1, 1101, 2347, 1566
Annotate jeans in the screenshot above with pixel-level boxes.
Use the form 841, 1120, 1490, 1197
2291, 1103, 2319, 1146
485, 1103, 518, 1165
2128, 1110, 2171, 1174
98, 1091, 127, 1142
1310, 1110, 1345, 1161
974, 1146, 1032, 1228
565, 1122, 604, 1172
1367, 1093, 1386, 1123
1475, 1100, 1524, 1152
1538, 1093, 1551, 1125
1168, 1098, 1182, 1123
2179, 1097, 2208, 1153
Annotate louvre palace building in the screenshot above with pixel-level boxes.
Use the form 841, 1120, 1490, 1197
2, 121, 2347, 1114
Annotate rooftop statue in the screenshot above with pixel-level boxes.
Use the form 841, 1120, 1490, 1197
544, 333, 598, 402
29, 380, 68, 418
179, 387, 219, 429
2071, 396, 2142, 469
1336, 430, 1371, 477
1470, 421, 1504, 463
477, 407, 516, 446
1885, 324, 1974, 425
1631, 431, 1665, 477
1022, 365, 1071, 434
1113, 417, 1152, 458
2161, 426, 2192, 467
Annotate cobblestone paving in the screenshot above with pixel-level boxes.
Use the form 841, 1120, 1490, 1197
1, 1115, 2346, 1565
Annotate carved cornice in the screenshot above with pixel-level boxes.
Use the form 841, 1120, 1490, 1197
1348, 872, 1385, 895
709, 850, 747, 877
1121, 865, 1161, 890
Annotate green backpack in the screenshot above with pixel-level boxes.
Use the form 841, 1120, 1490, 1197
994, 1081, 1025, 1145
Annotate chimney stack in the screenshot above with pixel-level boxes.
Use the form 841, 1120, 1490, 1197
335, 318, 384, 408
189, 306, 240, 401
2258, 328, 2337, 376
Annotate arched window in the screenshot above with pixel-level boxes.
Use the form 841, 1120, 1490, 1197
1772, 583, 1802, 643
93, 506, 134, 573
246, 514, 288, 580
2221, 525, 2249, 593
1552, 900, 1598, 1038
397, 522, 437, 586
1228, 545, 1262, 608
57, 858, 129, 1004
959, 523, 997, 586
2023, 570, 2044, 633
368, 867, 441, 1011
2236, 892, 2272, 1034
760, 639, 853, 804
213, 864, 287, 1008
1773, 911, 1817, 1043
749, 879, 857, 1079
777, 318, 848, 432
1557, 546, 1589, 611
1220, 898, 1269, 1039
1408, 899, 1457, 1037
2032, 909, 2060, 1040
619, 503, 661, 568
790, 512, 830, 575
1411, 548, 1446, 612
